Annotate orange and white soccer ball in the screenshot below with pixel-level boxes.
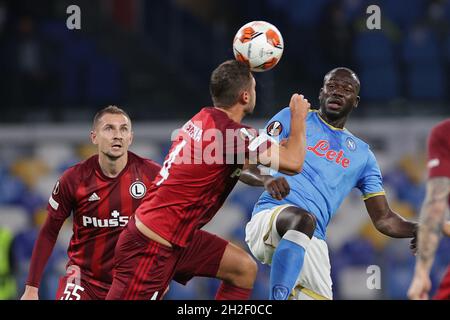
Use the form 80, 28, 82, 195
233, 21, 284, 72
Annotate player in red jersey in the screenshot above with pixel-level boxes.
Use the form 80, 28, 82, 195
106, 60, 310, 300
20, 106, 161, 300
408, 119, 450, 300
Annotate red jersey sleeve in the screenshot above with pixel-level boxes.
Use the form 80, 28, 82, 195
25, 215, 65, 287
26, 167, 78, 288
427, 120, 450, 179
47, 167, 77, 220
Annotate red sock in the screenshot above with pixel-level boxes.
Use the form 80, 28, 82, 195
215, 282, 252, 300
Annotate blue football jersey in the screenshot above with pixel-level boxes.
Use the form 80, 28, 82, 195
252, 108, 385, 240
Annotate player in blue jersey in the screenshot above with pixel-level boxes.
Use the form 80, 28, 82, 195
243, 67, 418, 300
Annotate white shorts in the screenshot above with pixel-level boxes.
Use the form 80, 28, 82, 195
245, 204, 333, 300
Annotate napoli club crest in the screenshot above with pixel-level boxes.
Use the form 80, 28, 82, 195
129, 181, 147, 199
346, 137, 357, 151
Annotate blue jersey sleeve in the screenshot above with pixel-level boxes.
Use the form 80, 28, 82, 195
264, 107, 291, 142
357, 149, 385, 200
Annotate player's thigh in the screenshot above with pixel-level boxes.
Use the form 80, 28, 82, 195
245, 204, 293, 265
173, 230, 228, 284
108, 239, 177, 300
107, 220, 178, 300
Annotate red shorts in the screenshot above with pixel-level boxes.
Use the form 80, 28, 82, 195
106, 217, 228, 300
55, 268, 109, 300
434, 266, 450, 300
173, 228, 228, 285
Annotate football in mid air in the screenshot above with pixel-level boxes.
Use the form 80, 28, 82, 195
233, 21, 284, 72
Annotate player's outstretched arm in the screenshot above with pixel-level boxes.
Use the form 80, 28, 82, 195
364, 194, 418, 239
20, 214, 66, 300
239, 164, 290, 200
258, 94, 310, 175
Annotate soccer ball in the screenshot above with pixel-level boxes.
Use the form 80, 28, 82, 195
233, 21, 284, 72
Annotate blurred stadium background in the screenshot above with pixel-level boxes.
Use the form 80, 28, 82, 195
0, 0, 449, 300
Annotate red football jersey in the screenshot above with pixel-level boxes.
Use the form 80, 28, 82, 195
136, 107, 273, 247
427, 119, 450, 205
48, 151, 160, 288
428, 119, 450, 179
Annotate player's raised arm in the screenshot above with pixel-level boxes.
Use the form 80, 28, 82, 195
257, 93, 310, 175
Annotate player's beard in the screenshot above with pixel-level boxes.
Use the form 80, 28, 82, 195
245, 97, 256, 115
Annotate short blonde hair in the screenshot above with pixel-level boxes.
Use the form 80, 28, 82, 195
92, 105, 131, 129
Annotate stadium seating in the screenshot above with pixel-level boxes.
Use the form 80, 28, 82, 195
359, 65, 400, 101
0, 138, 442, 300
0, 206, 29, 234
380, 0, 425, 31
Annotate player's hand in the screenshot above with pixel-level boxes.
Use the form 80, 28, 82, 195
408, 271, 432, 300
20, 285, 39, 300
289, 93, 310, 120
264, 176, 290, 200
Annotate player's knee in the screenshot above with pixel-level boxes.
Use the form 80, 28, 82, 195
278, 208, 317, 238
292, 210, 316, 238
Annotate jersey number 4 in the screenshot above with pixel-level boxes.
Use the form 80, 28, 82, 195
156, 140, 186, 186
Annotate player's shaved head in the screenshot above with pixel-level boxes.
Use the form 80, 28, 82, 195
319, 67, 361, 126
210, 60, 253, 107
93, 105, 131, 129
324, 67, 360, 94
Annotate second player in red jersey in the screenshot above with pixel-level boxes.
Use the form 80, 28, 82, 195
408, 119, 450, 300
107, 60, 311, 300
